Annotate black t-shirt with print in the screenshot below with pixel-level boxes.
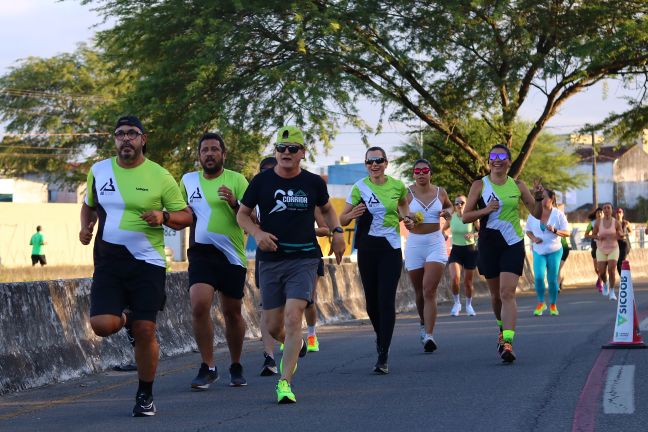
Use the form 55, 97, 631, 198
242, 168, 328, 261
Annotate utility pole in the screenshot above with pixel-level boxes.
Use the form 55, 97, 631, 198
591, 131, 598, 208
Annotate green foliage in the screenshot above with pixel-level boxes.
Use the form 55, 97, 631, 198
0, 44, 128, 183
82, 0, 648, 180
393, 119, 587, 197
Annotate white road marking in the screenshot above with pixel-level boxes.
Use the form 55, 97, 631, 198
640, 317, 648, 332
603, 365, 635, 414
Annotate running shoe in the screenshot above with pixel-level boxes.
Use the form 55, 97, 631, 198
373, 351, 389, 374
500, 342, 516, 363
191, 363, 219, 390
423, 335, 437, 353
533, 302, 547, 316
450, 303, 462, 316
307, 335, 320, 352
299, 338, 307, 357
123, 309, 135, 347
596, 279, 603, 293
132, 392, 156, 417
602, 282, 609, 296
276, 379, 296, 404
497, 332, 504, 355
279, 343, 284, 352
260, 352, 278, 376
466, 304, 477, 316
549, 304, 559, 316
419, 325, 425, 344
229, 363, 247, 387
609, 287, 617, 301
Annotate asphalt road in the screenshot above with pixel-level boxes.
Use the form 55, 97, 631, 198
1, 283, 647, 432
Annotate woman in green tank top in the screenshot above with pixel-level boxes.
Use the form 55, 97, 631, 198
443, 195, 480, 317
462, 144, 544, 363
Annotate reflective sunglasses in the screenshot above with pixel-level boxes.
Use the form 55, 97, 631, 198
454, 201, 465, 206
413, 167, 430, 175
275, 144, 303, 154
489, 152, 508, 161
365, 157, 386, 165
114, 129, 142, 140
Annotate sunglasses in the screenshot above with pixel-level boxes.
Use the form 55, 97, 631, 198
365, 157, 386, 165
454, 201, 465, 206
489, 152, 509, 161
275, 144, 303, 154
114, 129, 142, 140
413, 167, 430, 175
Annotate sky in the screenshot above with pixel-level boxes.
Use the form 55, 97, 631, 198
0, 0, 639, 172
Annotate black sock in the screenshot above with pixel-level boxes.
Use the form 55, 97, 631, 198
137, 380, 153, 396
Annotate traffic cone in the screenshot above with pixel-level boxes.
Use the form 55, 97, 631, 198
602, 260, 646, 349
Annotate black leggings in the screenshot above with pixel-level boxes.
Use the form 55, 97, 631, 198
617, 240, 629, 276
357, 247, 403, 354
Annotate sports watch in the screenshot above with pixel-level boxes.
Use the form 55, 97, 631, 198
331, 226, 344, 234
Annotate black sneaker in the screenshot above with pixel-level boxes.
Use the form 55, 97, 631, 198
132, 392, 156, 417
229, 362, 247, 387
500, 342, 516, 363
373, 351, 389, 374
260, 352, 278, 376
191, 363, 218, 390
123, 310, 135, 347
299, 338, 308, 358
423, 336, 437, 353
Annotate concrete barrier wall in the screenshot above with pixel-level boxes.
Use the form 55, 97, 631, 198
2, 249, 645, 395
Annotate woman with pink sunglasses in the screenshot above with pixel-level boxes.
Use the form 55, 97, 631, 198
403, 158, 453, 353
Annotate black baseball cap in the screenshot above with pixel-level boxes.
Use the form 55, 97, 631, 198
115, 115, 145, 133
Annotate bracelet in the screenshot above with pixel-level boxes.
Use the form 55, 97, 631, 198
162, 211, 170, 224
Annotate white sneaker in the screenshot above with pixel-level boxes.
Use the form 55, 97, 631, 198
465, 304, 477, 316
609, 287, 617, 301
450, 303, 462, 316
422, 335, 437, 352
602, 282, 609, 296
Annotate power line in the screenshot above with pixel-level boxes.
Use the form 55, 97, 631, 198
0, 132, 108, 137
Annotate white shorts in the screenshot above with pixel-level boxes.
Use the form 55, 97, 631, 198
404, 231, 448, 270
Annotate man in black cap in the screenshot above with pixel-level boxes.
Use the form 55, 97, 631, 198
79, 115, 193, 417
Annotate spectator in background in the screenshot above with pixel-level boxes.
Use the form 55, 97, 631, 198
30, 225, 47, 266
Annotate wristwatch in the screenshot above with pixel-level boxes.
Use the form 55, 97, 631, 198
331, 226, 344, 234
162, 211, 170, 225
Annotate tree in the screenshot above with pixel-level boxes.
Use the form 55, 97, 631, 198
0, 44, 130, 183
392, 119, 587, 198
82, 0, 648, 180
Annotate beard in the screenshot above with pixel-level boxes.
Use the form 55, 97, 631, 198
201, 157, 223, 174
118, 143, 141, 161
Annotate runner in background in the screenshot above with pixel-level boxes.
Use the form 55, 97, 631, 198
592, 203, 623, 301
584, 207, 603, 293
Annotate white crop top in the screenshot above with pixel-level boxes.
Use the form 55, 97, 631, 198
408, 186, 442, 224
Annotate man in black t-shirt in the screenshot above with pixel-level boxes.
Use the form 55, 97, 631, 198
237, 126, 345, 404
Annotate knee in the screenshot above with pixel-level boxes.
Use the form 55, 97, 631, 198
191, 301, 212, 320
222, 304, 243, 325
423, 285, 437, 300
284, 311, 302, 332
500, 290, 515, 302
132, 321, 157, 343
90, 316, 120, 337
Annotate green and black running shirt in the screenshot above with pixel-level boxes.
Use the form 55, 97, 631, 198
476, 175, 523, 245
85, 157, 187, 267
179, 170, 248, 268
347, 176, 408, 250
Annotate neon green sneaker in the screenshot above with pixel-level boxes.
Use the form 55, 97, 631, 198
279, 343, 284, 352
533, 303, 547, 316
307, 335, 320, 352
549, 304, 559, 316
276, 379, 296, 404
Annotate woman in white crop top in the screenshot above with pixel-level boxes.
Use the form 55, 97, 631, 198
403, 158, 453, 352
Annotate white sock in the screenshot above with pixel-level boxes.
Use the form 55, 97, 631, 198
453, 294, 460, 304
208, 366, 216, 371
466, 297, 472, 307
307, 325, 316, 336
425, 333, 434, 339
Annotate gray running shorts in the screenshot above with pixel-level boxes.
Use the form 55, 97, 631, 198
258, 258, 320, 310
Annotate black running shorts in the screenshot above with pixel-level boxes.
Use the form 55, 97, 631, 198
448, 244, 478, 270
561, 246, 570, 262
477, 229, 525, 279
90, 258, 166, 322
188, 246, 246, 299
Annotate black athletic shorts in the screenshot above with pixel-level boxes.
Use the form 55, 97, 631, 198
561, 246, 570, 262
31, 254, 47, 265
448, 244, 478, 270
90, 258, 166, 322
188, 246, 246, 300
590, 241, 597, 260
477, 228, 525, 279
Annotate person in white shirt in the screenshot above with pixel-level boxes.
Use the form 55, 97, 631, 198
525, 189, 569, 316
